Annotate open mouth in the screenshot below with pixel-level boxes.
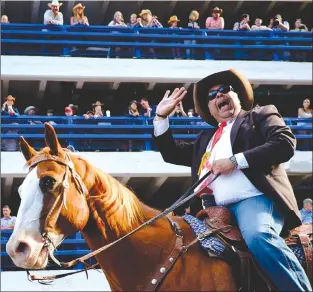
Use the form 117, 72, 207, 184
217, 99, 232, 112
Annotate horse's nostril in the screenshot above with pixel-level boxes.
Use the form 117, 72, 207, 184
16, 242, 30, 254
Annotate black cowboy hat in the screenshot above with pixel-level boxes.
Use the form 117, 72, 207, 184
193, 69, 254, 126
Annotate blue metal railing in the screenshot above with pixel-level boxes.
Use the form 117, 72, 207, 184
1, 116, 312, 151
1, 24, 312, 61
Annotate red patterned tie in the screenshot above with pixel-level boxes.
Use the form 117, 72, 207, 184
197, 122, 227, 197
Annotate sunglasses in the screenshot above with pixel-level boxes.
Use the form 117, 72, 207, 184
207, 85, 234, 101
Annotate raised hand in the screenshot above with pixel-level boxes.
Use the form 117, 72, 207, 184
155, 87, 187, 118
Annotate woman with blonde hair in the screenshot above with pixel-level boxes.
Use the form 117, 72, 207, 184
70, 3, 89, 25
108, 11, 127, 27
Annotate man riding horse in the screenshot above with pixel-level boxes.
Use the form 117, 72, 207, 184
153, 69, 312, 291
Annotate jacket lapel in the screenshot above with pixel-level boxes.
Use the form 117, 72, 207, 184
231, 110, 248, 147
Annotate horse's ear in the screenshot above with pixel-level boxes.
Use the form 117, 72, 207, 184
44, 122, 61, 155
20, 137, 37, 161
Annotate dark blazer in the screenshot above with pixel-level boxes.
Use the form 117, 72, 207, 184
153, 105, 301, 233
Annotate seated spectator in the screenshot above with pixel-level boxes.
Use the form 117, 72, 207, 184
169, 102, 187, 117
298, 98, 312, 120
185, 10, 200, 59
168, 15, 180, 29
205, 7, 224, 30
127, 13, 142, 27
1, 95, 19, 116
233, 14, 251, 31
92, 101, 110, 118
68, 104, 79, 116
168, 15, 182, 59
138, 9, 163, 28
188, 10, 200, 29
65, 106, 74, 117
140, 97, 156, 117
24, 106, 42, 124
83, 110, 95, 119
127, 100, 140, 117
300, 198, 312, 224
44, 0, 63, 25
187, 109, 195, 117
47, 109, 57, 125
108, 11, 127, 27
1, 205, 16, 230
70, 3, 89, 26
291, 18, 308, 32
268, 14, 289, 31
1, 15, 9, 23
251, 18, 272, 31
297, 98, 312, 150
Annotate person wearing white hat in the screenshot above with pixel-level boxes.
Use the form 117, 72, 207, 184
300, 198, 312, 224
44, 0, 63, 25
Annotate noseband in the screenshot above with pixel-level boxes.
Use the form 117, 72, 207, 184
28, 152, 88, 266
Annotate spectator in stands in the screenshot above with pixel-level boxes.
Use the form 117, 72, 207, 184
67, 104, 79, 116
127, 100, 140, 116
140, 97, 156, 117
44, 0, 63, 25
187, 109, 195, 117
108, 11, 127, 27
92, 101, 110, 118
138, 9, 163, 28
1, 15, 9, 23
185, 10, 200, 59
83, 110, 95, 119
233, 14, 251, 31
251, 18, 272, 31
268, 14, 289, 31
108, 11, 127, 57
65, 106, 74, 117
1, 95, 19, 116
291, 19, 308, 32
300, 198, 312, 224
188, 10, 200, 29
168, 15, 182, 59
298, 98, 312, 120
70, 3, 89, 26
205, 7, 224, 30
127, 13, 142, 27
168, 15, 180, 29
169, 101, 187, 117
24, 106, 42, 124
46, 109, 57, 125
1, 96, 19, 151
1, 205, 16, 230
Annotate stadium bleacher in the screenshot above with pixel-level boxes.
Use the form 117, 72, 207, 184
1, 24, 312, 61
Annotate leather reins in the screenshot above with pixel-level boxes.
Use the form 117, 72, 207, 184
25, 152, 220, 284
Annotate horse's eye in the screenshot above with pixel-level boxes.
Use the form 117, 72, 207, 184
40, 176, 56, 190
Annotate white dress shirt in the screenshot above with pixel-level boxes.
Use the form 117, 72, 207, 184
44, 10, 64, 25
154, 118, 263, 206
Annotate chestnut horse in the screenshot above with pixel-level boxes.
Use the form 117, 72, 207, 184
6, 123, 236, 291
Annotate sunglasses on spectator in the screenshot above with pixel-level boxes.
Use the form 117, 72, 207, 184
207, 85, 234, 101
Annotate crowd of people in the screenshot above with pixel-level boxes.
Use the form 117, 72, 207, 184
1, 0, 311, 32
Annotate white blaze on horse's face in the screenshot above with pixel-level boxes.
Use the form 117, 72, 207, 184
6, 167, 63, 269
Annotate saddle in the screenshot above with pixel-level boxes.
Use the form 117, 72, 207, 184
196, 206, 313, 291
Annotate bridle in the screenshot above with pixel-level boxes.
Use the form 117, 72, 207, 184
26, 151, 222, 288
27, 152, 88, 267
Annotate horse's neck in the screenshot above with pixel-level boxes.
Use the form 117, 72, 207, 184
81, 203, 176, 291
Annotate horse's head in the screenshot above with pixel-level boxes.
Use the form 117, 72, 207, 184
6, 123, 90, 269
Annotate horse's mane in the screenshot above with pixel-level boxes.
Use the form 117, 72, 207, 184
26, 148, 148, 238
81, 157, 147, 238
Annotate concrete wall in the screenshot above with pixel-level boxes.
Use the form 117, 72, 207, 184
1, 56, 312, 85
1, 270, 110, 291
1, 151, 312, 178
